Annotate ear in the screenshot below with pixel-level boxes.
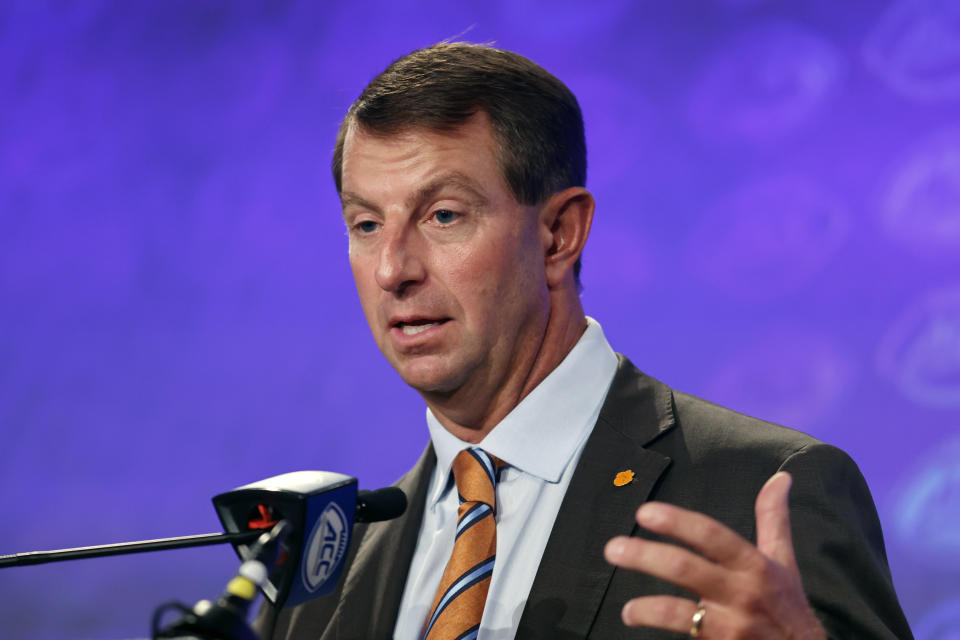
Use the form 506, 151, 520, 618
539, 187, 595, 288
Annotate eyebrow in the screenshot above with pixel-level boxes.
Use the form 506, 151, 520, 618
412, 172, 488, 209
339, 191, 378, 213
340, 171, 489, 217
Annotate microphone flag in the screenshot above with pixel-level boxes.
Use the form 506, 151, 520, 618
212, 471, 357, 609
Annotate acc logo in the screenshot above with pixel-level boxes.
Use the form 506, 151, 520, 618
302, 501, 350, 593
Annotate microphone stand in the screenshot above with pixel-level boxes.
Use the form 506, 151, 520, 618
0, 530, 263, 568
0, 483, 405, 638
0, 528, 276, 640
0, 486, 404, 570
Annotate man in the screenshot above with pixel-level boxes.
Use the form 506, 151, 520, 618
256, 43, 912, 639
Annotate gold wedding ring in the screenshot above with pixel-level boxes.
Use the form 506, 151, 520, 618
690, 602, 706, 638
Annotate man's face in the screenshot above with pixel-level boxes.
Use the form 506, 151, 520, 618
339, 114, 551, 401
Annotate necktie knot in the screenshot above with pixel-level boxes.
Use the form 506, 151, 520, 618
452, 448, 504, 509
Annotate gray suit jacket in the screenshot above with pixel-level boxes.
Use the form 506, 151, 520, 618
255, 357, 913, 639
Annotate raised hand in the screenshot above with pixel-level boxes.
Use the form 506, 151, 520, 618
603, 472, 825, 639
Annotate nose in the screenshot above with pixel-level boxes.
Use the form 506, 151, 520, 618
375, 223, 425, 295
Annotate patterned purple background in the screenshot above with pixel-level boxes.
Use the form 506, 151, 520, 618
2, 1, 959, 638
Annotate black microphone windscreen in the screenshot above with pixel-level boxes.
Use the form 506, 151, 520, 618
355, 487, 407, 523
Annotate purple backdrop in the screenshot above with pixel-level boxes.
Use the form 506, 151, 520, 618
2, 1, 959, 638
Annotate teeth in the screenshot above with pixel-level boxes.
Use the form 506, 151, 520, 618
401, 322, 439, 336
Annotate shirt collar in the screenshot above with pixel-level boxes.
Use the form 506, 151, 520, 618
426, 316, 619, 506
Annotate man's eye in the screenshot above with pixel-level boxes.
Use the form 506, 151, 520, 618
434, 209, 459, 224
357, 220, 379, 233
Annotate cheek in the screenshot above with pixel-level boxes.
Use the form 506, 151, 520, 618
446, 241, 507, 294
449, 239, 543, 321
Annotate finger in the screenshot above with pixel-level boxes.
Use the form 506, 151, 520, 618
604, 536, 727, 597
620, 595, 700, 633
634, 501, 756, 570
754, 471, 798, 571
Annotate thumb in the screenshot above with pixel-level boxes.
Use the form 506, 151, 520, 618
755, 471, 798, 572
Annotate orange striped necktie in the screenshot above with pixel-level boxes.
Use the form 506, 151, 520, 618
422, 448, 507, 640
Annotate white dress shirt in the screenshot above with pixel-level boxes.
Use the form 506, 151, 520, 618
392, 317, 619, 640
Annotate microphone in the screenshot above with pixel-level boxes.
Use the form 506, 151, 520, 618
356, 487, 407, 523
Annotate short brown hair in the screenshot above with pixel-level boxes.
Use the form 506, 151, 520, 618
332, 42, 587, 281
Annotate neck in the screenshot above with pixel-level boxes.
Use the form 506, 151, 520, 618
424, 286, 587, 443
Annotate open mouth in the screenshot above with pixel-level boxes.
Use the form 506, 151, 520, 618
395, 319, 449, 336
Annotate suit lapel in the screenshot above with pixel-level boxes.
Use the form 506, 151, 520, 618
329, 444, 436, 639
516, 356, 675, 639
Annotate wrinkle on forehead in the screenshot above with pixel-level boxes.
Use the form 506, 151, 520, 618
340, 114, 511, 211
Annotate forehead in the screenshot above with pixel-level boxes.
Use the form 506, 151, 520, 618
339, 114, 506, 195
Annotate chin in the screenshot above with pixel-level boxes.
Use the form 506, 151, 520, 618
401, 372, 461, 395
395, 358, 469, 396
